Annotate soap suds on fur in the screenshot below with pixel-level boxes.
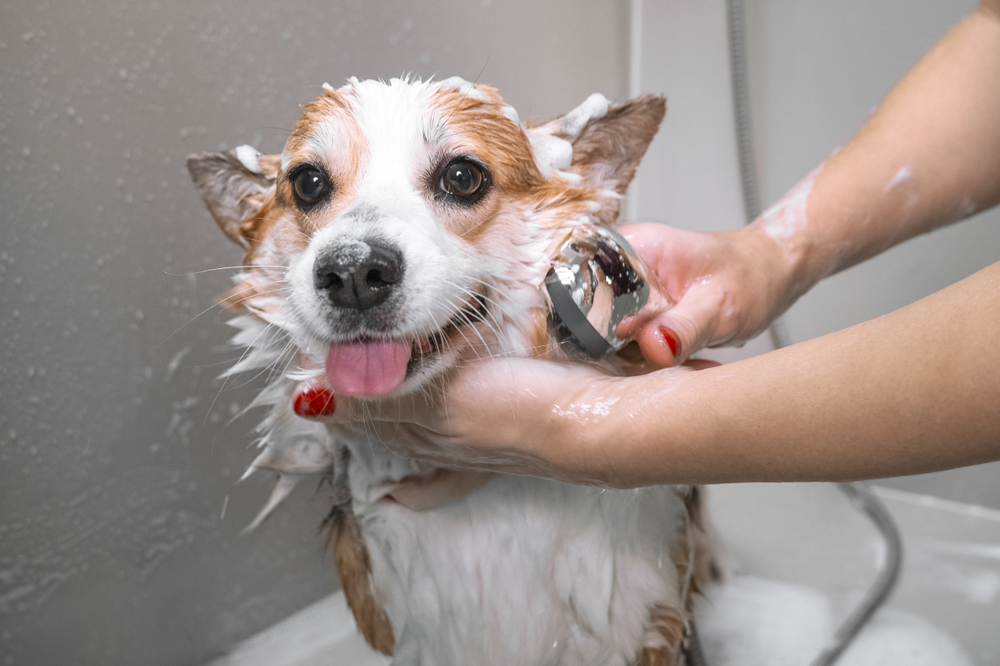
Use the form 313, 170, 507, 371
561, 93, 610, 137
235, 144, 262, 173
438, 76, 488, 102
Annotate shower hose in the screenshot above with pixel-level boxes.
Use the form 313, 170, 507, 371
682, 3, 906, 666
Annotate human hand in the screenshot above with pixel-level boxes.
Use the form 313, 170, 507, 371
297, 356, 617, 481
616, 223, 802, 367
296, 352, 718, 486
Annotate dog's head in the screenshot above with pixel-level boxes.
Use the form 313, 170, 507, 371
188, 77, 664, 398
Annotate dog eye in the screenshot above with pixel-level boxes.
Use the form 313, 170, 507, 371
440, 160, 485, 199
291, 166, 330, 208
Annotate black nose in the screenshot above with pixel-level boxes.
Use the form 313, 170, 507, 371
313, 239, 404, 310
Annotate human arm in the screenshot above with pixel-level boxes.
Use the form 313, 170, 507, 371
310, 2, 1000, 486
624, 0, 1000, 366
326, 260, 1000, 487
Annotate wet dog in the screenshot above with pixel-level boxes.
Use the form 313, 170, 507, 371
188, 76, 715, 665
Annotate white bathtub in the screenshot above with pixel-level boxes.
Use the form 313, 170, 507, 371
208, 484, 1000, 666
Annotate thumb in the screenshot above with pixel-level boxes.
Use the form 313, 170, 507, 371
635, 282, 723, 367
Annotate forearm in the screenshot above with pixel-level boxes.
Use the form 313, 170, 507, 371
625, 4, 1000, 365
323, 6, 1000, 480
751, 3, 1000, 297
568, 260, 1000, 487
319, 261, 999, 486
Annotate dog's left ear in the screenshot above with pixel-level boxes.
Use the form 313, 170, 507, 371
568, 94, 665, 196
187, 146, 280, 249
529, 94, 665, 223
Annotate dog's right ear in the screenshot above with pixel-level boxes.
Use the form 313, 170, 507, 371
187, 146, 279, 249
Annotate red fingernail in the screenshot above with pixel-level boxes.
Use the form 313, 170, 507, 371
659, 326, 679, 357
293, 388, 336, 418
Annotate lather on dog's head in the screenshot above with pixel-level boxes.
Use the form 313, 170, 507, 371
188, 77, 664, 399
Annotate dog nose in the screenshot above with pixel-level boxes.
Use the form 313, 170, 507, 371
313, 239, 404, 310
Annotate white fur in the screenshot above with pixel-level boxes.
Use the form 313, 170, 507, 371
355, 467, 687, 665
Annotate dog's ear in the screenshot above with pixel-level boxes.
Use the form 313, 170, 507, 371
568, 95, 666, 197
526, 94, 665, 224
187, 146, 279, 249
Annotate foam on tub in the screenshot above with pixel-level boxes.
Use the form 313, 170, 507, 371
697, 576, 974, 666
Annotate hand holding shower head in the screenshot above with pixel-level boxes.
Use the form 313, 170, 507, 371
545, 226, 650, 359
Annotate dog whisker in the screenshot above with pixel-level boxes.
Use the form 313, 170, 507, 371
163, 265, 290, 276
440, 281, 515, 357
205, 319, 282, 422
160, 282, 275, 348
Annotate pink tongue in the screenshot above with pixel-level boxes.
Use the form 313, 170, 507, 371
326, 340, 412, 396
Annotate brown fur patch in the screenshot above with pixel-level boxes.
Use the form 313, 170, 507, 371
256, 153, 282, 180
426, 84, 616, 250
239, 199, 304, 267
682, 485, 723, 587
526, 306, 559, 360
444, 189, 505, 246
429, 85, 543, 196
217, 279, 262, 313
328, 510, 395, 656
426, 85, 555, 244
638, 603, 688, 666
279, 88, 366, 236
637, 486, 718, 666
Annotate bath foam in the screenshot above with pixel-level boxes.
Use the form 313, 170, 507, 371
525, 92, 613, 180
235, 144, 262, 173
885, 166, 913, 191
760, 163, 820, 245
697, 576, 973, 666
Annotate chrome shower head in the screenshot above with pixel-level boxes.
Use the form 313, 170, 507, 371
545, 226, 650, 359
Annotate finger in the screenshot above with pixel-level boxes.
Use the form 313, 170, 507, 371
636, 282, 724, 367
326, 391, 434, 426
683, 358, 721, 371
292, 375, 337, 418
617, 222, 672, 262
386, 469, 494, 511
290, 370, 429, 425
634, 318, 679, 368
305, 357, 509, 427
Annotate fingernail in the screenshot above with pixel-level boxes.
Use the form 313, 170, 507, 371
659, 326, 679, 357
293, 388, 336, 418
